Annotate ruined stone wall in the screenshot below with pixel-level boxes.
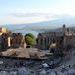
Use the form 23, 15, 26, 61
65, 35, 75, 48
37, 32, 63, 50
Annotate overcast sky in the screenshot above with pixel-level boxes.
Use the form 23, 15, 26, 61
0, 0, 75, 25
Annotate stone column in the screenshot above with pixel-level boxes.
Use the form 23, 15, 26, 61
63, 36, 66, 48
46, 37, 49, 47
8, 37, 11, 47
42, 38, 44, 49
38, 38, 41, 49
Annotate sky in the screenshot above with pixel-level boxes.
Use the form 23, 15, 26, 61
0, 0, 75, 25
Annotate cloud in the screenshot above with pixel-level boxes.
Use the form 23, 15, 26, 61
0, 12, 62, 25
1, 12, 58, 24
11, 12, 58, 19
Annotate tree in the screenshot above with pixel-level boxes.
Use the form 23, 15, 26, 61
25, 33, 35, 38
25, 33, 36, 47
